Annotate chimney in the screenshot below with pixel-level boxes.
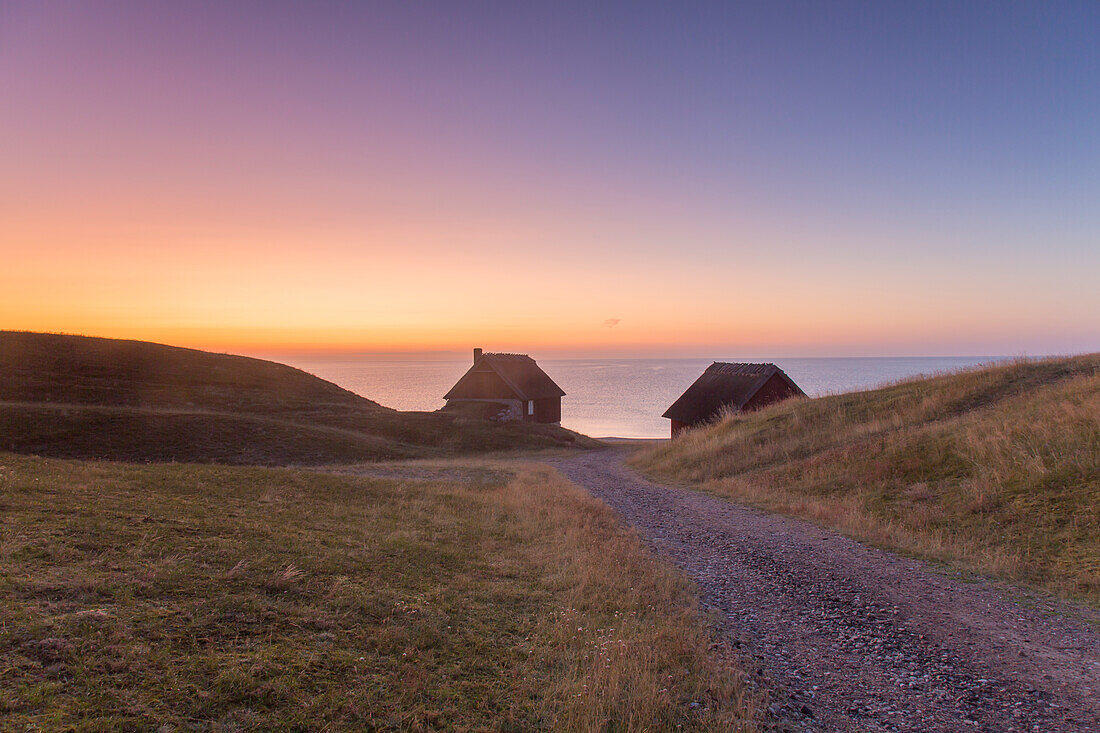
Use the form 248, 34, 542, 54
473, 347, 483, 363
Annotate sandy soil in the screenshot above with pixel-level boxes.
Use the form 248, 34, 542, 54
549, 449, 1100, 733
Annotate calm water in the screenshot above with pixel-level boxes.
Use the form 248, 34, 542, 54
284, 356, 1004, 438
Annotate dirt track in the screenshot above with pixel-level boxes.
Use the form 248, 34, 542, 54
549, 449, 1100, 733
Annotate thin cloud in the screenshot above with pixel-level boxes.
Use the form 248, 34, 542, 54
604, 318, 622, 328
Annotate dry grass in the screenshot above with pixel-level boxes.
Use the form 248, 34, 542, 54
500, 466, 753, 731
633, 355, 1100, 604
0, 453, 752, 731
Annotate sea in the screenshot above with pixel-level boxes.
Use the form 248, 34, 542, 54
281, 355, 1007, 439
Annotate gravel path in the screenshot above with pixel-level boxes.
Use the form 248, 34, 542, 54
549, 450, 1100, 733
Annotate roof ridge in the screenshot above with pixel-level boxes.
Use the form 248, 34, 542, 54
707, 361, 778, 374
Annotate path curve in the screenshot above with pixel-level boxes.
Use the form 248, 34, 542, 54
548, 449, 1100, 733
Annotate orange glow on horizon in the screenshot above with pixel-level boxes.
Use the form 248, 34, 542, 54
4, 201, 1096, 359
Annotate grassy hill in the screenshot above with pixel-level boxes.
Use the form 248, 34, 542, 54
633, 355, 1100, 604
0, 332, 598, 464
0, 453, 752, 730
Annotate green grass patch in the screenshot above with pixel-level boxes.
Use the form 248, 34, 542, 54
0, 453, 751, 731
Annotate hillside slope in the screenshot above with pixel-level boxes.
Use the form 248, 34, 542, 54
0, 332, 597, 464
0, 330, 385, 415
633, 355, 1100, 603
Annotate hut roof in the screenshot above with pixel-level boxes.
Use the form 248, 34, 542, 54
662, 362, 805, 423
444, 353, 565, 401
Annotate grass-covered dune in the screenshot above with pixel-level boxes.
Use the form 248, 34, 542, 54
0, 453, 752, 731
0, 331, 597, 464
633, 355, 1100, 604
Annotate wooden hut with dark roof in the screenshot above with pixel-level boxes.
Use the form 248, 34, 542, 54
663, 362, 806, 437
443, 348, 565, 424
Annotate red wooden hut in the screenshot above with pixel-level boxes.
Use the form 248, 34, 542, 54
663, 362, 806, 437
443, 349, 565, 423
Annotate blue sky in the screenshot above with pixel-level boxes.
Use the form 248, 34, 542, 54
2, 1, 1098, 355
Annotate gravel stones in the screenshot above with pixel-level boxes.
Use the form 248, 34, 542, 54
550, 450, 1100, 733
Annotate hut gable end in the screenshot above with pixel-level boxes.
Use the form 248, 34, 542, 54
443, 362, 519, 401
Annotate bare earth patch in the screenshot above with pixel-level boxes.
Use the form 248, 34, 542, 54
550, 449, 1100, 733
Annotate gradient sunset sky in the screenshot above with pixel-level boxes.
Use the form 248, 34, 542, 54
2, 2, 1098, 357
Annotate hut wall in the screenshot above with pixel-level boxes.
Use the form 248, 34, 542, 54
743, 373, 800, 412
446, 398, 523, 421
529, 397, 561, 423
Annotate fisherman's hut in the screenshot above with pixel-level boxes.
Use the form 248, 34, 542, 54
443, 349, 565, 423
662, 362, 805, 437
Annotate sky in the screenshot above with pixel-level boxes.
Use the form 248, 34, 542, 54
2, 1, 1098, 357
